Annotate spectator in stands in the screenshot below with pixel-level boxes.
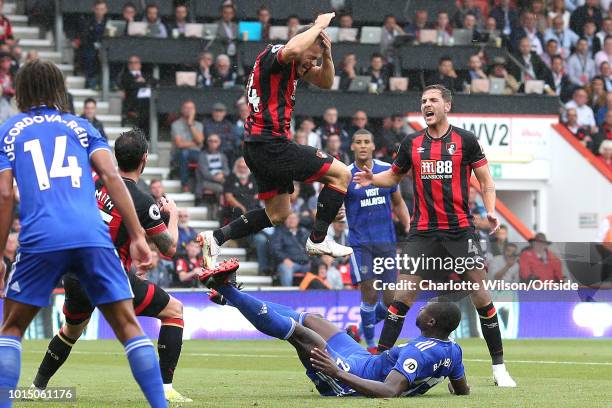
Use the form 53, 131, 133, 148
0, 52, 14, 114
76, 0, 107, 90
595, 35, 612, 73
427, 56, 463, 92
316, 107, 349, 148
583, 18, 602, 57
212, 54, 237, 88
339, 13, 354, 29
348, 110, 371, 139
195, 133, 229, 203
566, 38, 596, 86
405, 9, 430, 37
222, 157, 271, 275
489, 224, 509, 256
546, 55, 573, 101
287, 15, 301, 40
365, 53, 390, 93
531, 0, 548, 33
380, 14, 405, 63
490, 0, 520, 39
597, 17, 612, 45
379, 114, 409, 162
468, 186, 486, 217
569, 0, 603, 37
257, 6, 271, 41
454, 0, 483, 28
121, 2, 137, 27
489, 243, 519, 283
598, 139, 612, 169
172, 99, 204, 192
143, 3, 168, 38
195, 52, 214, 88
174, 240, 202, 288
25, 50, 38, 64
540, 39, 560, 69
118, 55, 151, 131
80, 97, 107, 140
325, 133, 350, 165
299, 117, 322, 149
271, 213, 311, 287
147, 246, 174, 288
177, 209, 197, 256
545, 15, 579, 59
338, 52, 357, 91
205, 102, 237, 161
462, 12, 487, 43
547, 0, 570, 30
508, 37, 552, 89
467, 53, 488, 84
216, 1, 238, 57
328, 220, 349, 248
565, 87, 598, 133
601, 61, 612, 89
594, 109, 612, 152
299, 259, 343, 290
0, 0, 14, 46
511, 11, 544, 55
149, 178, 164, 201
233, 99, 249, 141
166, 3, 190, 38
596, 90, 612, 125
588, 76, 607, 112
519, 233, 563, 282
433, 11, 453, 46
563, 107, 594, 148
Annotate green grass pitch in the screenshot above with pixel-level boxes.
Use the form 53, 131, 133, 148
13, 338, 612, 407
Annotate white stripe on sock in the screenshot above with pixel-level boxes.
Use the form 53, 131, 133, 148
124, 339, 153, 355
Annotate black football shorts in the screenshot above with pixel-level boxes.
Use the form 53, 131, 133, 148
243, 141, 334, 200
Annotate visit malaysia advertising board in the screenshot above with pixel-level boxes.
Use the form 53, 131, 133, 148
406, 113, 557, 181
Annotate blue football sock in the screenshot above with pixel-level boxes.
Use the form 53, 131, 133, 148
0, 336, 21, 408
360, 302, 377, 348
263, 301, 301, 322
217, 285, 296, 339
124, 336, 167, 408
375, 301, 388, 323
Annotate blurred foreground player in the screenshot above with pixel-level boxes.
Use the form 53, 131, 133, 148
344, 129, 410, 353
354, 84, 516, 387
201, 265, 469, 397
0, 61, 166, 407
199, 12, 353, 269
31, 129, 191, 403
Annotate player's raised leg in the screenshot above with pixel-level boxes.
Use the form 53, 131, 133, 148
462, 268, 516, 387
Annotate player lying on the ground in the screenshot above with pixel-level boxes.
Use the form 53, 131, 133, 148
200, 265, 469, 398
31, 129, 191, 403
199, 12, 354, 269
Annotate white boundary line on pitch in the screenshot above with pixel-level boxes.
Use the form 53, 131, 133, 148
22, 350, 612, 366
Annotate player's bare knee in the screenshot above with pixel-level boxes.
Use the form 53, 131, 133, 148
63, 322, 87, 339
160, 296, 183, 319
393, 290, 414, 306
268, 209, 291, 226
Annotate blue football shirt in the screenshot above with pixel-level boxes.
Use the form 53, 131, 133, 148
345, 160, 398, 246
0, 106, 114, 252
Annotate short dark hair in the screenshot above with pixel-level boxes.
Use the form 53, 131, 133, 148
546, 38, 558, 46
352, 128, 373, 142
439, 55, 453, 65
15, 60, 69, 113
123, 2, 136, 11
145, 3, 158, 12
427, 302, 462, 335
94, 0, 107, 6
370, 52, 384, 61
83, 97, 97, 106
422, 84, 453, 103
551, 55, 563, 64
114, 128, 149, 172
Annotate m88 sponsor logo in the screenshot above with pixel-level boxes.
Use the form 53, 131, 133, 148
421, 160, 453, 179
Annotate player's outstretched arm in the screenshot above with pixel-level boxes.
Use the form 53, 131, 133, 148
473, 165, 500, 234
448, 376, 470, 395
354, 167, 403, 189
280, 12, 335, 64
90, 149, 152, 269
310, 348, 408, 397
0, 169, 14, 292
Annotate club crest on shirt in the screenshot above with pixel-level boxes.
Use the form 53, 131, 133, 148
446, 142, 456, 155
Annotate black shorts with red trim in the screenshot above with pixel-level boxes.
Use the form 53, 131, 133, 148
398, 228, 486, 279
243, 140, 334, 200
62, 272, 171, 324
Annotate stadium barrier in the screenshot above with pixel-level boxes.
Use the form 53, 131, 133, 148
6, 290, 610, 341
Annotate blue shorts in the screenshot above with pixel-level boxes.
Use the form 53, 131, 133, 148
349, 244, 397, 286
4, 248, 133, 308
305, 332, 374, 396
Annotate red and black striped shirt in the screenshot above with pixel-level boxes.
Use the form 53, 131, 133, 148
94, 175, 167, 271
392, 126, 487, 232
244, 44, 298, 142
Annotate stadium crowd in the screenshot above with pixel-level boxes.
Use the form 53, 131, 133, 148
2, 0, 611, 290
